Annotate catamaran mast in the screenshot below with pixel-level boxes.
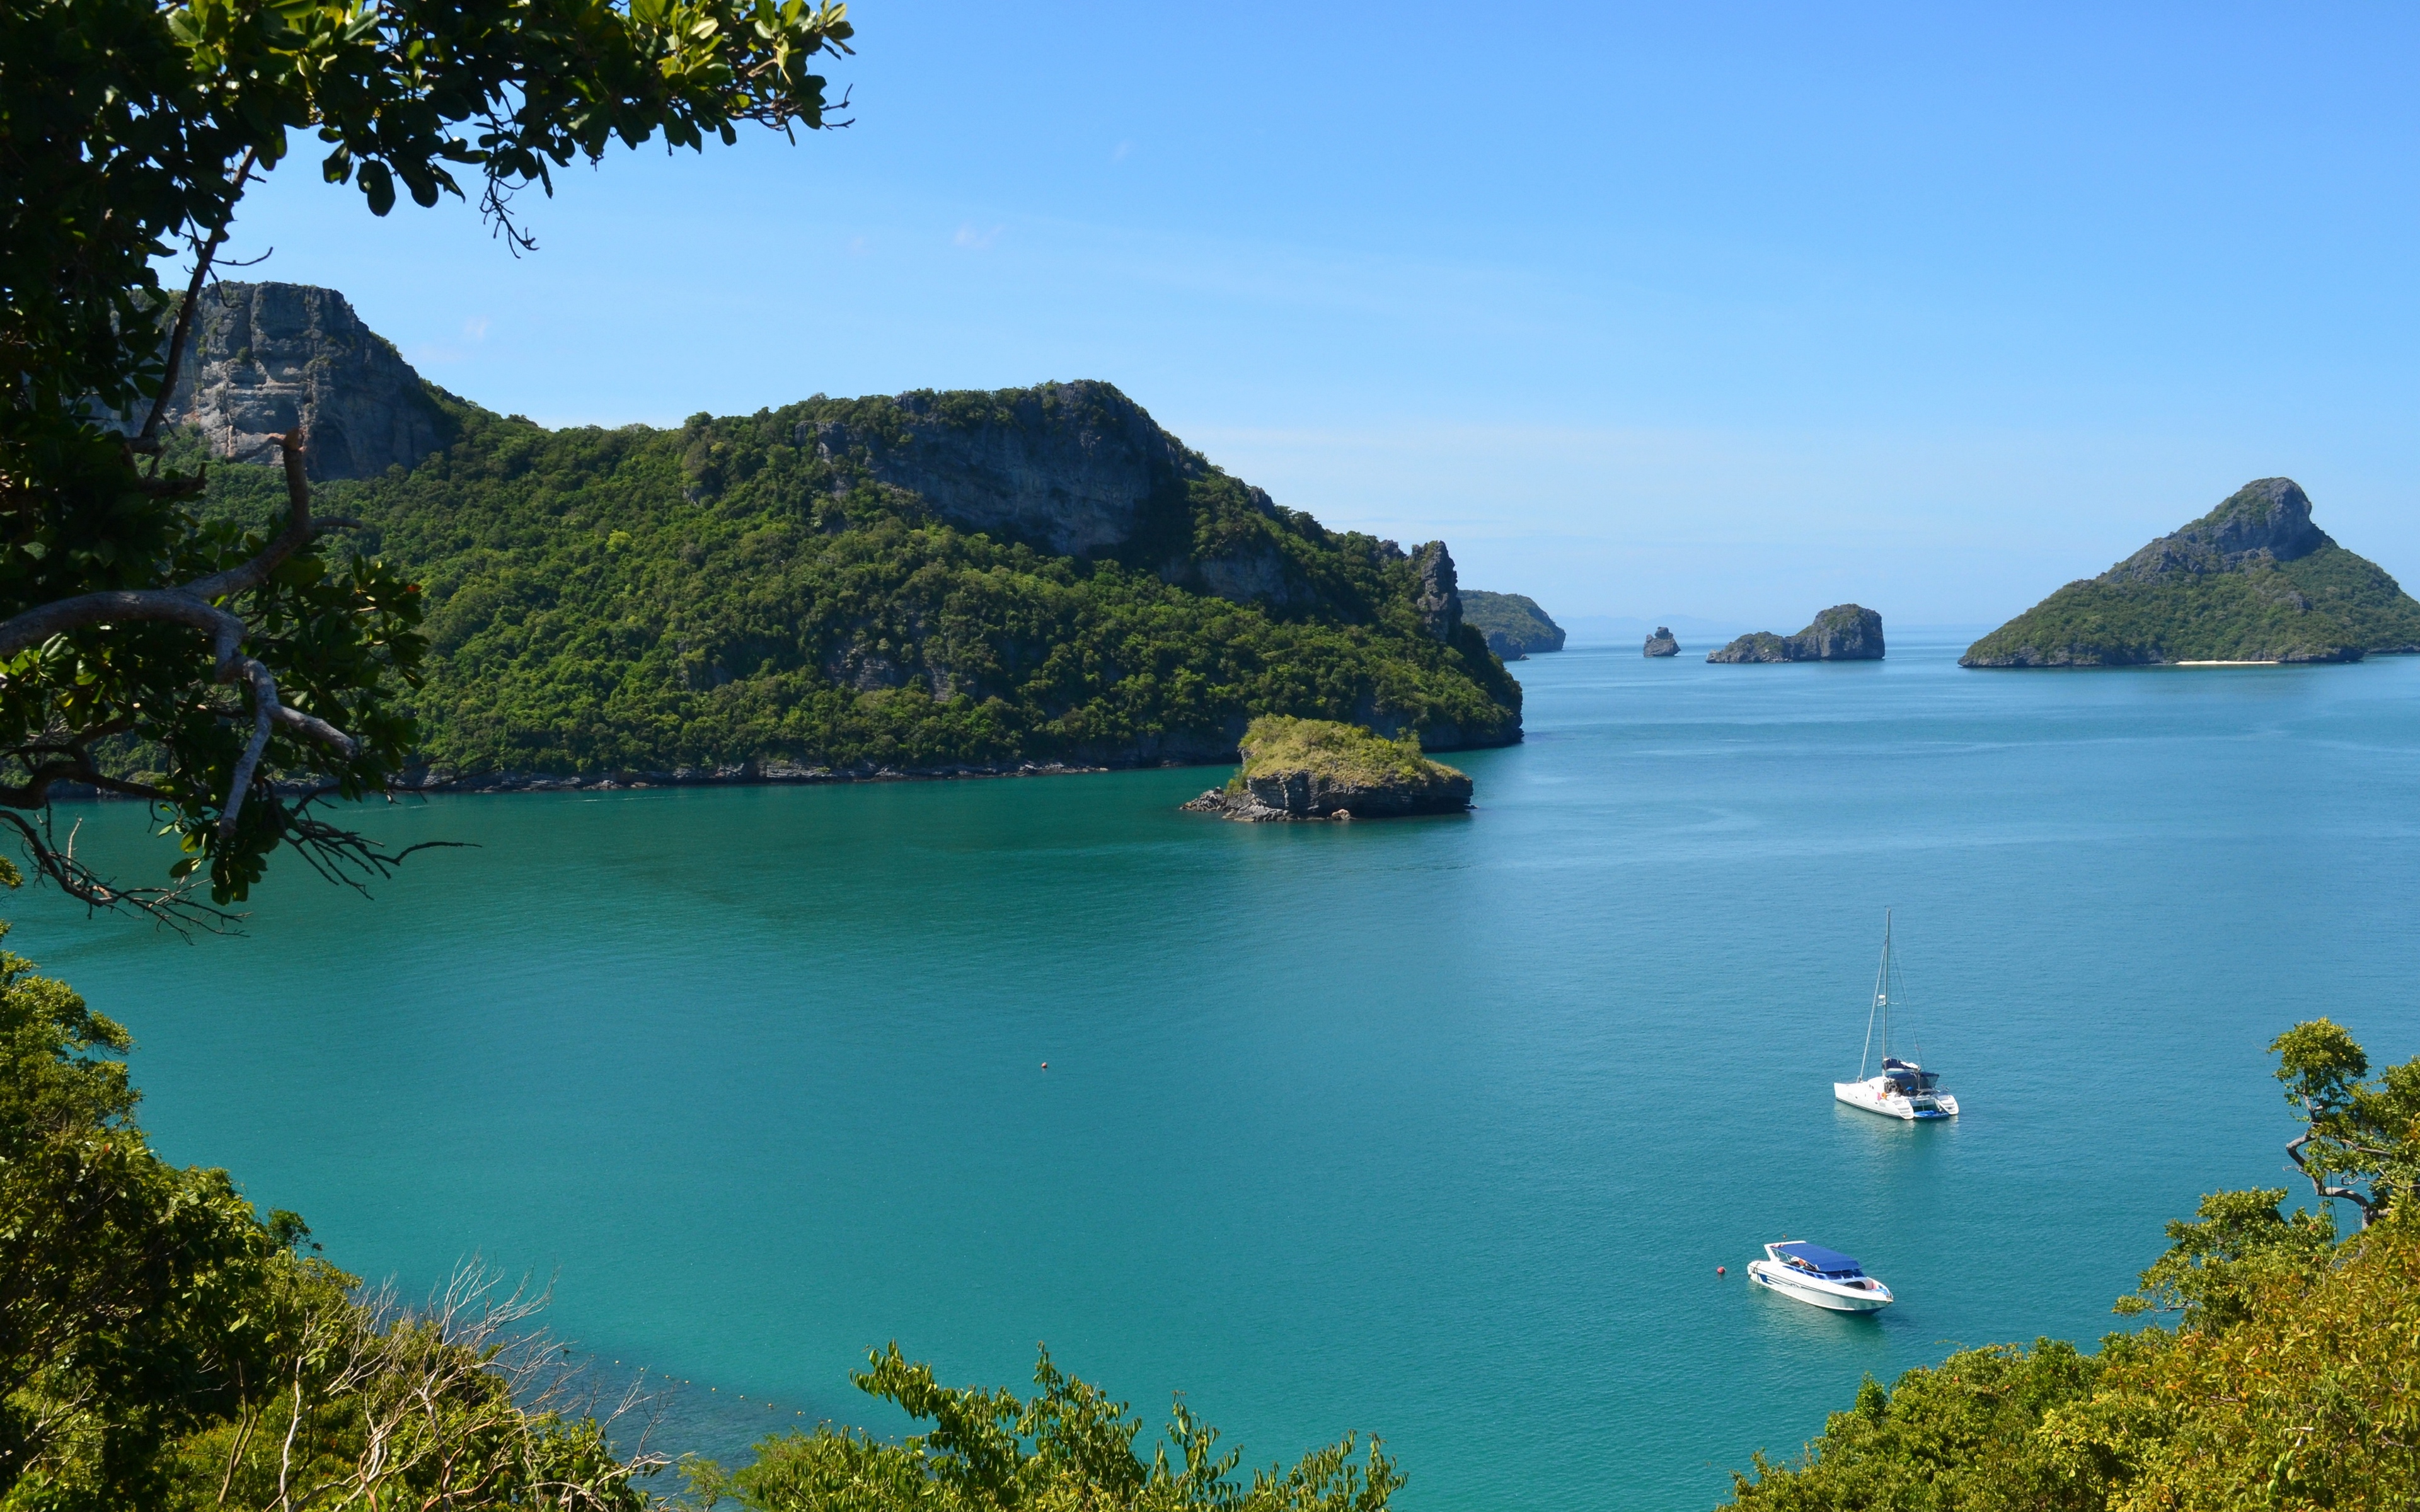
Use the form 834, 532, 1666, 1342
1857, 908, 1892, 1080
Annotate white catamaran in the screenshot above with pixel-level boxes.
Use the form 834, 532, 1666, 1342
1832, 910, 1959, 1121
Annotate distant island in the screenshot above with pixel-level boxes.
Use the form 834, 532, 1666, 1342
1181, 716, 1472, 820
1460, 592, 1565, 659
1643, 627, 1680, 656
157, 284, 1523, 786
1962, 478, 2420, 667
1708, 605, 1885, 663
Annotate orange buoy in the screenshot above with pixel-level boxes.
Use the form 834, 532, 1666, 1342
1716, 1266, 1726, 1276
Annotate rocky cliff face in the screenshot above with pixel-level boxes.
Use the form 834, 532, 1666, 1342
814, 381, 1197, 558
1410, 541, 1463, 643
1643, 627, 1680, 656
1708, 605, 1884, 663
154, 282, 450, 481
2101, 478, 2330, 584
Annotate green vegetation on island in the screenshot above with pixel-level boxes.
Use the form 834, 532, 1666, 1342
1726, 1017, 2420, 1511
1184, 715, 1473, 820
1231, 715, 1459, 793
1963, 478, 2420, 667
1459, 592, 1565, 659
176, 377, 1520, 784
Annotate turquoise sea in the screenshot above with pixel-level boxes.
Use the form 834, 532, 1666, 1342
20, 631, 2420, 1509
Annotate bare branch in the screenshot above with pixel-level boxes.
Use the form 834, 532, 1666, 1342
0, 588, 245, 668
0, 810, 239, 934
181, 428, 320, 602
220, 658, 279, 840
2285, 1131, 2378, 1230
0, 430, 333, 674
137, 147, 260, 449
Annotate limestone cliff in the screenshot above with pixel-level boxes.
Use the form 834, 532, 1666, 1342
812, 382, 1196, 559
153, 282, 451, 481
1410, 542, 1463, 643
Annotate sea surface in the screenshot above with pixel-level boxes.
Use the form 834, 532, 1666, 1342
20, 631, 2420, 1510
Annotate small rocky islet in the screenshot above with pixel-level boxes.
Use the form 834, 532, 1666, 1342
1643, 627, 1680, 656
1708, 604, 1885, 663
1962, 478, 2420, 667
1182, 716, 1473, 822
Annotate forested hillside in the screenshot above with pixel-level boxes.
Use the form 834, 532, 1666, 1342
179, 372, 1520, 782
1963, 478, 2420, 667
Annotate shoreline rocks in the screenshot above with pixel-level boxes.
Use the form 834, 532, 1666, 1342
1709, 605, 1885, 663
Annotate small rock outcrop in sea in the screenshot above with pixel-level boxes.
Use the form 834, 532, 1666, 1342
146, 282, 452, 481
1180, 716, 1473, 821
1708, 605, 1885, 663
1643, 627, 1680, 657
1962, 478, 2420, 667
1461, 591, 1567, 659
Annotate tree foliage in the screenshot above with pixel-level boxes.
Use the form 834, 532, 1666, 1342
0, 0, 853, 917
679, 1344, 1402, 1512
2273, 1016, 2420, 1227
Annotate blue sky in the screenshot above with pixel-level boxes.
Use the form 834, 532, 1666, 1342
216, 3, 2420, 626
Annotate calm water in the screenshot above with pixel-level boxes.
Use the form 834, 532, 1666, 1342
20, 632, 2420, 1509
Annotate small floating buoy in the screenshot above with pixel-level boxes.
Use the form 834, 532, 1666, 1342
1040, 1062, 1048, 1070
1716, 1266, 1726, 1276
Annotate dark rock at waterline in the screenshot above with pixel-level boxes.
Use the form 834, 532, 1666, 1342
1180, 765, 1474, 822
1178, 716, 1474, 821
1643, 627, 1680, 657
1708, 605, 1885, 663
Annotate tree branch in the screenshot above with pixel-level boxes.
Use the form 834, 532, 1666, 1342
0, 810, 239, 933
2285, 1132, 2378, 1229
137, 147, 260, 449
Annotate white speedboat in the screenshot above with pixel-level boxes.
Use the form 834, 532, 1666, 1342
1832, 910, 1959, 1121
1746, 1240, 1894, 1313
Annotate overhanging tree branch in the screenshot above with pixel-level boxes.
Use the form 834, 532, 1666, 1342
135, 146, 260, 451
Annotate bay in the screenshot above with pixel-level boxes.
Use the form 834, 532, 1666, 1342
18, 631, 2420, 1509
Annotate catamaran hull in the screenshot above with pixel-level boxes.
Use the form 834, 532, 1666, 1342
1746, 1261, 1894, 1312
1834, 1080, 1959, 1121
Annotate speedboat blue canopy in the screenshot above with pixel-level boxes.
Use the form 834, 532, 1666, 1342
1772, 1240, 1862, 1275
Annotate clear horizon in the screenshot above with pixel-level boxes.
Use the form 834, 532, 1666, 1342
204, 2, 2420, 627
